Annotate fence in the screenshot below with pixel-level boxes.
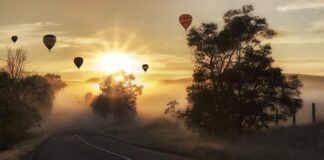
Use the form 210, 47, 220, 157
277, 103, 318, 128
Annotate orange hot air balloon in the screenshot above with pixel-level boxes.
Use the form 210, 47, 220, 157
179, 14, 193, 31
142, 64, 149, 72
11, 36, 18, 43
43, 34, 56, 52
74, 57, 83, 69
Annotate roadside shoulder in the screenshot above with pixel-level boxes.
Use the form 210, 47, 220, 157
0, 134, 50, 160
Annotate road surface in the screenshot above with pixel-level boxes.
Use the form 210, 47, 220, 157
34, 127, 197, 160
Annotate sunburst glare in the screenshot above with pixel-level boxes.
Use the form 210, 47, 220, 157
96, 51, 138, 74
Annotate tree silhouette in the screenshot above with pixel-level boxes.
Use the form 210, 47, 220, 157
176, 5, 302, 134
6, 48, 27, 80
84, 92, 94, 105
91, 71, 143, 123
44, 74, 67, 92
21, 75, 55, 117
0, 72, 40, 148
0, 48, 66, 149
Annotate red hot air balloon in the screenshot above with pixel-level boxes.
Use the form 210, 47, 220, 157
179, 14, 193, 31
74, 57, 83, 69
43, 34, 56, 52
142, 64, 149, 72
11, 36, 18, 43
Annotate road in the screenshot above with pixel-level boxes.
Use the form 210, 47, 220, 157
34, 127, 196, 160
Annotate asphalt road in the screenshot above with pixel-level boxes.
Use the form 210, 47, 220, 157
34, 127, 197, 160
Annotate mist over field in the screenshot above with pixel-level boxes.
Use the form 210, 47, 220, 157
1, 1, 324, 159
48, 74, 324, 126
292, 74, 324, 124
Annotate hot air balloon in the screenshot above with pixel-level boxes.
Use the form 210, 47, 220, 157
179, 14, 193, 31
74, 57, 83, 69
142, 64, 149, 72
43, 34, 56, 52
11, 36, 18, 43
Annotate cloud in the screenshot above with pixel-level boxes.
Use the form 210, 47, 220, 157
277, 58, 324, 64
0, 22, 110, 48
268, 21, 324, 44
0, 22, 63, 48
84, 77, 102, 83
270, 35, 324, 44
278, 0, 324, 12
310, 20, 324, 33
0, 22, 61, 33
58, 37, 111, 48
159, 78, 191, 85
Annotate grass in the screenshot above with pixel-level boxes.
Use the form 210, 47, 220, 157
0, 133, 50, 160
98, 118, 324, 160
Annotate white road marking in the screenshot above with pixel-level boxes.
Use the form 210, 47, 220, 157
77, 135, 132, 160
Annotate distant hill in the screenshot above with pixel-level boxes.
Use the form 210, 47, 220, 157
288, 74, 324, 90
158, 74, 324, 86
85, 77, 102, 83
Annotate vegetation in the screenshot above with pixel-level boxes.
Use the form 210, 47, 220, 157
0, 134, 49, 160
0, 48, 66, 150
99, 118, 324, 160
91, 71, 143, 123
166, 5, 302, 134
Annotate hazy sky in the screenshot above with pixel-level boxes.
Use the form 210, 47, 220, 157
1, 0, 324, 78
1, 0, 324, 116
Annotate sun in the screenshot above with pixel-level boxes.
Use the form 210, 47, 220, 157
96, 51, 138, 74
114, 75, 123, 81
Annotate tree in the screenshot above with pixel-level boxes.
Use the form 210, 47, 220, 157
6, 48, 27, 80
176, 5, 302, 134
84, 92, 94, 105
164, 100, 181, 118
21, 75, 55, 117
44, 74, 67, 92
0, 71, 41, 149
0, 48, 66, 149
91, 71, 143, 123
5, 48, 66, 117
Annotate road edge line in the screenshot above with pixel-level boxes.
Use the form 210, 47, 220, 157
77, 135, 132, 160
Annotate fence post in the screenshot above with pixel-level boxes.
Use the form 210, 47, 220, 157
275, 108, 279, 127
292, 112, 296, 127
312, 103, 316, 123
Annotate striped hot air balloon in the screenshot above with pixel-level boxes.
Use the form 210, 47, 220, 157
179, 14, 193, 31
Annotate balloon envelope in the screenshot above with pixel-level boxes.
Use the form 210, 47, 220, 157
43, 34, 56, 52
11, 36, 18, 43
142, 64, 149, 72
74, 57, 83, 69
179, 14, 193, 31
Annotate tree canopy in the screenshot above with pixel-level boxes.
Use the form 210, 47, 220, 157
91, 71, 143, 123
0, 48, 66, 149
175, 5, 302, 134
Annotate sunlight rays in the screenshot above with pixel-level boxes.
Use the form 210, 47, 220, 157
95, 51, 138, 74
83, 27, 151, 75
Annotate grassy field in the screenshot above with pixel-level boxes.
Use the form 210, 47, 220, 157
98, 118, 324, 160
0, 134, 49, 160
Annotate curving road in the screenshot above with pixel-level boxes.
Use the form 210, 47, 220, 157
34, 128, 196, 160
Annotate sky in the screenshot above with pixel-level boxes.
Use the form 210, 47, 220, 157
1, 0, 324, 117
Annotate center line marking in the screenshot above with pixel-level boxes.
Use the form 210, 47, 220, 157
77, 135, 132, 160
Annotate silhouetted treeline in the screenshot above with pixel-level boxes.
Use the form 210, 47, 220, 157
91, 71, 142, 123
0, 48, 66, 150
166, 5, 302, 135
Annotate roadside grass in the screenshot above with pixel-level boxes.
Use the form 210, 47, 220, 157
98, 118, 324, 160
0, 133, 50, 160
